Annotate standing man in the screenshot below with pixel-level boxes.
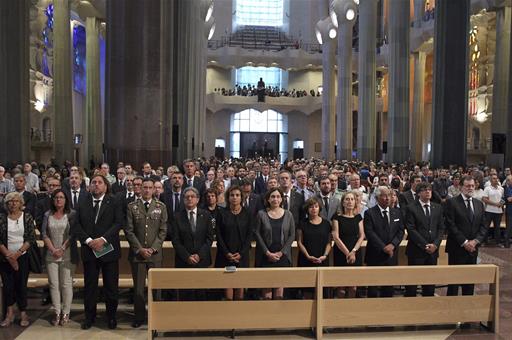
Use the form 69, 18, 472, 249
404, 182, 445, 297
482, 174, 505, 246
124, 178, 167, 328
316, 176, 340, 221
100, 163, 116, 184
399, 175, 422, 209
364, 186, 405, 297
23, 163, 40, 193
72, 174, 123, 329
163, 172, 185, 222
64, 171, 87, 210
141, 162, 161, 181
504, 175, 512, 248
13, 174, 37, 218
294, 170, 314, 200
255, 163, 271, 195
111, 167, 127, 195
279, 170, 304, 227
171, 187, 213, 300
183, 159, 206, 197
444, 176, 488, 296
240, 179, 263, 217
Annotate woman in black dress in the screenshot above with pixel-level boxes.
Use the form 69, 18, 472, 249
297, 197, 332, 299
331, 191, 365, 298
254, 188, 295, 299
215, 185, 252, 300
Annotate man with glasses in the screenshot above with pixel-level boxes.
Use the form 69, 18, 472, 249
111, 167, 127, 195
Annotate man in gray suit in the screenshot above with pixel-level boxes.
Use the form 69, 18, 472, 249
124, 178, 168, 328
316, 176, 340, 221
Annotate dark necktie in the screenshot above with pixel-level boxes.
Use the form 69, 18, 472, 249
424, 204, 431, 225
323, 197, 329, 216
93, 199, 101, 223
466, 199, 474, 222
188, 179, 193, 187
189, 211, 196, 233
382, 209, 390, 233
127, 192, 133, 199
283, 194, 289, 210
174, 193, 179, 213
144, 201, 149, 212
73, 190, 78, 208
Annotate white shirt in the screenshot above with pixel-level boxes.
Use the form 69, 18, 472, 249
85, 194, 107, 245
483, 185, 504, 214
7, 213, 25, 253
378, 204, 390, 224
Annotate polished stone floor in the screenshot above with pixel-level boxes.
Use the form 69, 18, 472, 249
1, 246, 510, 340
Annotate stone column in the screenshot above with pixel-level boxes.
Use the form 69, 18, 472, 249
85, 16, 102, 166
357, 0, 377, 161
336, 17, 355, 160
53, 0, 74, 164
387, 0, 410, 163
431, 0, 469, 167
411, 51, 426, 161
507, 7, 512, 167
321, 38, 336, 160
0, 0, 30, 163
106, 0, 173, 167
489, 6, 511, 168
414, 0, 425, 28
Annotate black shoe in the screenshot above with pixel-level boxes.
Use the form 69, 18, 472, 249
108, 319, 117, 329
131, 320, 142, 328
81, 320, 94, 330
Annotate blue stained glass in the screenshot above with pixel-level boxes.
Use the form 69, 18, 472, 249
73, 25, 86, 94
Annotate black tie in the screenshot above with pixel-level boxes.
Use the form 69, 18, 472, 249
382, 210, 390, 232
93, 199, 101, 222
73, 190, 78, 207
189, 211, 196, 233
466, 199, 474, 222
144, 201, 149, 212
283, 194, 289, 210
323, 197, 329, 216
128, 192, 133, 199
424, 204, 431, 225
174, 193, 179, 213
188, 179, 193, 188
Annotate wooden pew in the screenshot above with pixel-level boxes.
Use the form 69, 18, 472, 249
147, 264, 499, 339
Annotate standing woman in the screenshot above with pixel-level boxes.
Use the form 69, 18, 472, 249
212, 179, 226, 208
296, 197, 332, 299
254, 188, 295, 299
41, 189, 79, 326
215, 186, 253, 300
0, 192, 36, 327
331, 191, 365, 298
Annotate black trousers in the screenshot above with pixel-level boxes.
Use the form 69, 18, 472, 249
366, 257, 397, 298
0, 254, 29, 311
83, 259, 119, 321
485, 212, 503, 243
405, 255, 437, 297
447, 252, 477, 296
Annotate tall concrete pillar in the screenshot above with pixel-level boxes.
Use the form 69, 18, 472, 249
85, 16, 102, 166
387, 0, 410, 163
412, 51, 427, 161
336, 12, 356, 160
431, 0, 469, 167
357, 0, 377, 161
0, 0, 30, 163
321, 38, 336, 160
106, 0, 173, 167
489, 6, 511, 168
53, 0, 74, 164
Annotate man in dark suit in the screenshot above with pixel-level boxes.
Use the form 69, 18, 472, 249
72, 174, 123, 330
141, 162, 161, 182
404, 182, 445, 297
444, 175, 488, 296
35, 177, 62, 228
162, 172, 185, 225
62, 166, 87, 191
254, 163, 270, 194
13, 174, 37, 218
240, 179, 263, 217
124, 178, 167, 328
364, 186, 405, 298
183, 159, 206, 198
278, 170, 305, 227
64, 172, 88, 210
171, 187, 213, 300
399, 175, 422, 210
316, 176, 340, 221
110, 166, 127, 195
117, 175, 140, 221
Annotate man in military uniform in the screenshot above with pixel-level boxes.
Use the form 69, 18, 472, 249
124, 178, 168, 328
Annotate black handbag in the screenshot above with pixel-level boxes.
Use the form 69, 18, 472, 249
27, 241, 43, 273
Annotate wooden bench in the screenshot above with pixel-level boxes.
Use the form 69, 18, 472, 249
147, 264, 499, 339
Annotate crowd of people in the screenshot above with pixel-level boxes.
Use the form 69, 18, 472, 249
0, 157, 511, 330
214, 85, 319, 98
